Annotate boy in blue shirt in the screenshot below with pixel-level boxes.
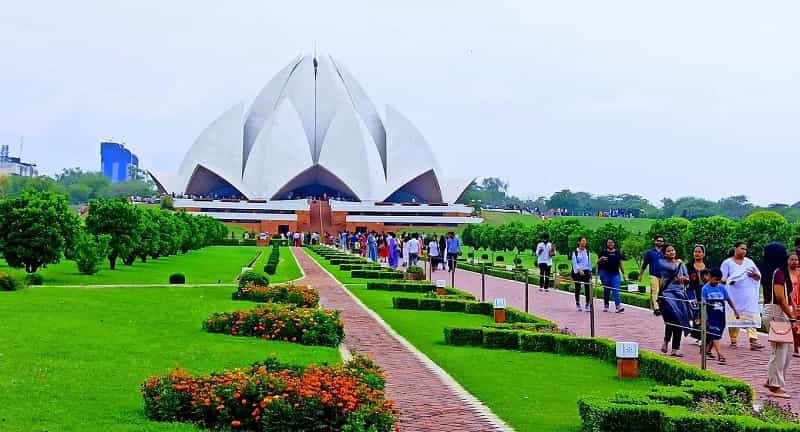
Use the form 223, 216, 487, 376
701, 268, 740, 364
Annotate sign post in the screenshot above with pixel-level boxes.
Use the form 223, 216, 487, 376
616, 342, 639, 378
481, 262, 486, 302
493, 298, 507, 323
436, 280, 447, 296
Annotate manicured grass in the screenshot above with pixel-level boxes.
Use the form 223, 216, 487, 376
252, 247, 303, 283
306, 249, 656, 431
1, 246, 262, 285
0, 286, 341, 431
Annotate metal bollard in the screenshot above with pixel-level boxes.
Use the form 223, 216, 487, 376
481, 262, 486, 302
589, 280, 596, 337
524, 270, 529, 313
700, 299, 707, 370
451, 259, 456, 288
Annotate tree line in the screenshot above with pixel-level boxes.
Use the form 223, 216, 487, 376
0, 167, 155, 204
0, 190, 227, 275
459, 177, 800, 222
461, 211, 800, 268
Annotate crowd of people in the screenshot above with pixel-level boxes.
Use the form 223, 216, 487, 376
328, 230, 462, 271
558, 233, 800, 399
301, 227, 799, 399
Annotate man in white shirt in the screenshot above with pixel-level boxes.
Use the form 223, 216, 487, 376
536, 233, 555, 292
407, 233, 421, 266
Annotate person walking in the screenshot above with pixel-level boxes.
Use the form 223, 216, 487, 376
686, 245, 707, 344
428, 235, 440, 270
786, 253, 800, 358
597, 239, 625, 313
640, 235, 666, 315
407, 233, 421, 266
378, 234, 388, 263
702, 268, 740, 364
536, 233, 555, 292
446, 232, 461, 274
761, 243, 796, 398
658, 244, 691, 357
387, 233, 399, 269
571, 237, 592, 312
721, 242, 764, 351
368, 231, 378, 262
439, 234, 448, 271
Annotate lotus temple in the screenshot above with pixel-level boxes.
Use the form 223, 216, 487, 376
149, 53, 481, 235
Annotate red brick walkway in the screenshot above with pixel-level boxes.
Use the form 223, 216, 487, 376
292, 248, 510, 432
430, 266, 799, 405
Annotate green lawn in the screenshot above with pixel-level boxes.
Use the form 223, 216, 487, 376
0, 286, 341, 431
307, 249, 657, 431
252, 247, 304, 284
0, 246, 301, 286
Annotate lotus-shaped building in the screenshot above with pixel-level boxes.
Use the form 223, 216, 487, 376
150, 53, 480, 234
151, 53, 472, 203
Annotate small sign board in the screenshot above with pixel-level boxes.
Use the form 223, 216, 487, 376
627, 283, 639, 293
616, 341, 639, 359
436, 280, 446, 288
241, 267, 252, 273
505, 265, 514, 271
493, 298, 507, 309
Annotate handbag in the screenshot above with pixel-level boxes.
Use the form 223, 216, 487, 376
767, 269, 794, 343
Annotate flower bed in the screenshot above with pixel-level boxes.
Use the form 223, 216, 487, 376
141, 355, 396, 431
232, 283, 320, 308
203, 303, 344, 347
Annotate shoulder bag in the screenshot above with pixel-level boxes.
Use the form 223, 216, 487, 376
768, 269, 794, 344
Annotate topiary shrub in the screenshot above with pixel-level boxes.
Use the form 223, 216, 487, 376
441, 300, 467, 312
481, 254, 489, 261
0, 273, 22, 291
513, 257, 523, 266
239, 270, 268, 290
628, 271, 640, 281
392, 297, 420, 310
169, 273, 185, 284
465, 302, 493, 315
444, 327, 483, 345
557, 263, 569, 272
519, 333, 557, 352
24, 273, 44, 286
418, 298, 443, 311
406, 265, 424, 274
483, 329, 520, 349
496, 256, 505, 262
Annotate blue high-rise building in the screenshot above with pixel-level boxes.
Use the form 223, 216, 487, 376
100, 141, 138, 183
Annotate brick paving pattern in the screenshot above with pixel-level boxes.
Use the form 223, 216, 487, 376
292, 248, 508, 432
430, 266, 800, 405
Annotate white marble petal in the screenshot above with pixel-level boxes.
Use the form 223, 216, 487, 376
317, 101, 386, 201
383, 105, 441, 200
242, 98, 314, 199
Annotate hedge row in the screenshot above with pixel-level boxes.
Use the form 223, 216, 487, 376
269, 238, 289, 247
457, 261, 654, 309
264, 244, 280, 275
367, 281, 435, 292
352, 270, 404, 280
392, 297, 558, 327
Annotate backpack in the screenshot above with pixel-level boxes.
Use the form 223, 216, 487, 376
571, 249, 590, 274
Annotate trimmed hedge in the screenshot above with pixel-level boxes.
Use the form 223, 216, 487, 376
366, 281, 435, 292
444, 327, 483, 345
392, 297, 420, 310
352, 270, 403, 280
168, 273, 185, 284
0, 273, 22, 291
238, 270, 268, 290
24, 273, 44, 286
483, 329, 520, 349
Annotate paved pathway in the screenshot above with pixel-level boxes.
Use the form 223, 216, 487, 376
430, 267, 800, 405
292, 248, 510, 432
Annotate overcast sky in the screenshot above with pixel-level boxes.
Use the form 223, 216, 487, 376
1, 1, 798, 205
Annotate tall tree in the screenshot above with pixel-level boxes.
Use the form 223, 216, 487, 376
0, 191, 78, 273
85, 198, 141, 269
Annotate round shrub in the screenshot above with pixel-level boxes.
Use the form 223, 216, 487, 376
24, 273, 44, 286
513, 257, 522, 265
406, 265, 424, 275
0, 273, 22, 291
496, 256, 505, 262
169, 273, 185, 284
557, 263, 569, 272
628, 271, 640, 281
238, 270, 268, 290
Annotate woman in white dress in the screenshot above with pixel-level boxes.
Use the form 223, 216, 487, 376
720, 242, 765, 351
